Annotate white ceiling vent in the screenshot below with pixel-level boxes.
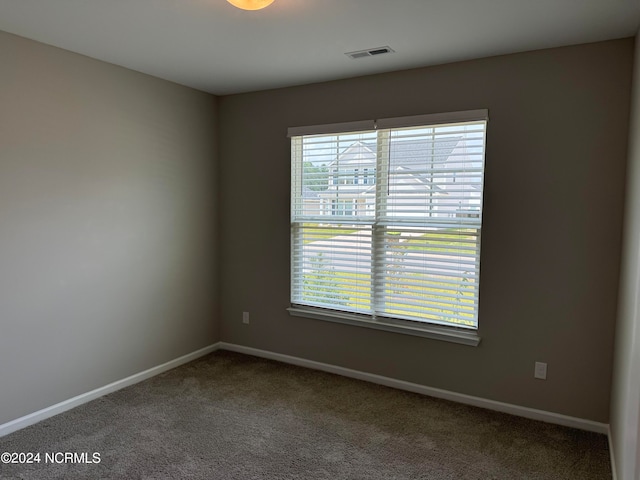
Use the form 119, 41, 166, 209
345, 46, 395, 60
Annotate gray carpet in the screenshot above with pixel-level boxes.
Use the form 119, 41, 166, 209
0, 351, 611, 479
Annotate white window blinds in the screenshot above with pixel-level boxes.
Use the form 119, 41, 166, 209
290, 111, 487, 330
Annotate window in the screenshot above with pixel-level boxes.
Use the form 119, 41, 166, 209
289, 110, 487, 342
331, 199, 353, 216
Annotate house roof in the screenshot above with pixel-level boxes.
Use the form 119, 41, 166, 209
302, 186, 320, 198
328, 137, 463, 168
319, 135, 483, 198
329, 141, 376, 167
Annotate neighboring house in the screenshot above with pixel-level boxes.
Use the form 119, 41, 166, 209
309, 136, 482, 221
301, 186, 322, 216
318, 141, 377, 217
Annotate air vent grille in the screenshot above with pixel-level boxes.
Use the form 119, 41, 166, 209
345, 46, 395, 60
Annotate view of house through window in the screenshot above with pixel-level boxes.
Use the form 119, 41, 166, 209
290, 113, 487, 330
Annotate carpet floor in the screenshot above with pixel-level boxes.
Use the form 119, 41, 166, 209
0, 351, 611, 479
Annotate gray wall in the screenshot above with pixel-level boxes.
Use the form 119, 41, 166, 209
611, 31, 640, 480
0, 31, 219, 426
219, 39, 633, 422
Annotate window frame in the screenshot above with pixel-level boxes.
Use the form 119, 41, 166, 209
288, 110, 488, 346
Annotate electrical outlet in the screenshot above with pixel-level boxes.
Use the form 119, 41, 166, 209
534, 362, 547, 380
242, 311, 250, 324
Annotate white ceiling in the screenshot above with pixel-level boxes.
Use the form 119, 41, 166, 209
0, 0, 638, 95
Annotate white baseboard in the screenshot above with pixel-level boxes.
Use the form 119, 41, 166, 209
0, 343, 221, 438
219, 342, 609, 435
608, 425, 618, 480
1, 341, 610, 442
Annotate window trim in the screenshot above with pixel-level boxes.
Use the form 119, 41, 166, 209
287, 109, 488, 137
287, 305, 481, 346
289, 110, 488, 345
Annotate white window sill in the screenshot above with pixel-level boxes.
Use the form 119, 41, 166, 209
287, 306, 481, 347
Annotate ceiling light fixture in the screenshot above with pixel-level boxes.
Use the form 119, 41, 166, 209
226, 0, 275, 10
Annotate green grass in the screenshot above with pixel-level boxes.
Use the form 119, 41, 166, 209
301, 270, 476, 328
396, 231, 477, 254
299, 225, 478, 252
297, 226, 478, 328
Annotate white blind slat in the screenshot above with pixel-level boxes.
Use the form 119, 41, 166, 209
291, 112, 487, 330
